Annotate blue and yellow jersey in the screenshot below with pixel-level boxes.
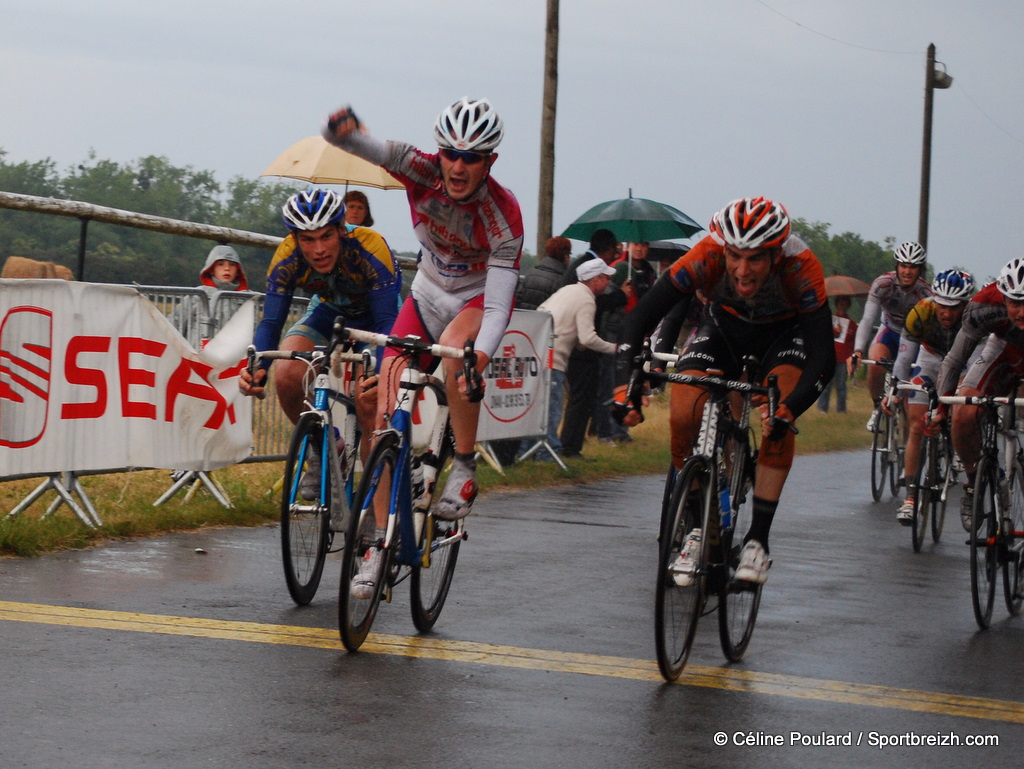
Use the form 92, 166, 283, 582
903, 297, 960, 356
254, 226, 400, 351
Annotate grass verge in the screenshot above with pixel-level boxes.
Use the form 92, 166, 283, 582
1, 385, 873, 557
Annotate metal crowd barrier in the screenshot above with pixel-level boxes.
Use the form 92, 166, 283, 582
139, 285, 309, 463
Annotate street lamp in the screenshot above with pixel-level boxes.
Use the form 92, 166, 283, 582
918, 43, 953, 251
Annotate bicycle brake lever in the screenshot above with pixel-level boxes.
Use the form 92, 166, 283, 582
462, 341, 484, 403
245, 345, 266, 400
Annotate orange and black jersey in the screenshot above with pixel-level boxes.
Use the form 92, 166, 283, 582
617, 232, 834, 417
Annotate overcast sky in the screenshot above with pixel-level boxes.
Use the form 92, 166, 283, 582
3, 1, 1023, 282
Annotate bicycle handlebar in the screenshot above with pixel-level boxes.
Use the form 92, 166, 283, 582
341, 322, 483, 403
621, 340, 796, 435
939, 395, 1024, 407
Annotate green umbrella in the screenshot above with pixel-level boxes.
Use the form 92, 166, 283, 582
561, 196, 704, 244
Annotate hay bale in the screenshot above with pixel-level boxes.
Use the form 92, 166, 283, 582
1, 256, 75, 280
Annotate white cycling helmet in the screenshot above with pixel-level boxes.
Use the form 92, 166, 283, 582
433, 97, 504, 152
893, 241, 927, 265
931, 269, 975, 306
712, 197, 791, 250
281, 187, 345, 231
997, 257, 1024, 301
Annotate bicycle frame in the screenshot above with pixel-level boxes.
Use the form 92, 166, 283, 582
246, 339, 371, 605
343, 326, 474, 568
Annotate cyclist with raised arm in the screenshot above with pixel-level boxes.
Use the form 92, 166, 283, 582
322, 97, 523, 529
850, 242, 932, 431
887, 269, 975, 524
238, 188, 401, 497
615, 197, 834, 584
934, 257, 1024, 531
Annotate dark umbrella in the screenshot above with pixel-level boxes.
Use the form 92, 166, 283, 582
647, 240, 691, 263
560, 196, 704, 244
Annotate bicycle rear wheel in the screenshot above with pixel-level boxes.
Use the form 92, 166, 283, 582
655, 456, 710, 682
410, 422, 460, 632
280, 413, 331, 606
719, 434, 761, 660
339, 431, 399, 651
1003, 457, 1024, 616
970, 454, 999, 629
911, 436, 933, 552
869, 408, 887, 502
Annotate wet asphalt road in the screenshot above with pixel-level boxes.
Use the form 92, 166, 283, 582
1, 449, 1022, 769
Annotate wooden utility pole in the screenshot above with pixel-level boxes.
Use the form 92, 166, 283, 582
918, 43, 952, 251
536, 0, 559, 257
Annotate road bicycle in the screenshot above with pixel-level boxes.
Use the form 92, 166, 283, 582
897, 380, 955, 552
336, 325, 478, 651
940, 390, 1024, 629
864, 359, 906, 501
246, 327, 371, 606
622, 342, 788, 681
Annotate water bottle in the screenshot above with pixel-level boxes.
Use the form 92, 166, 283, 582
719, 483, 732, 530
333, 427, 346, 475
411, 456, 427, 512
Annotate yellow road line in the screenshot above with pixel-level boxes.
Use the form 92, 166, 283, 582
2, 600, 1022, 724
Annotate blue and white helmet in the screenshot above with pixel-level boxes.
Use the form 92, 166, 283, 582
281, 187, 345, 231
931, 269, 974, 306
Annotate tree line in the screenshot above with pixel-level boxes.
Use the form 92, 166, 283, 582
0, 149, 898, 289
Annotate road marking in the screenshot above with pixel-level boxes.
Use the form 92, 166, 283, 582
3, 599, 1022, 724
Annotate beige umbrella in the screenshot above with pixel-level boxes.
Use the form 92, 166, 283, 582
824, 275, 872, 297
260, 136, 405, 190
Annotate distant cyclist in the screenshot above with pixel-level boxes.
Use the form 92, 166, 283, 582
322, 97, 523, 526
238, 188, 401, 496
887, 269, 975, 525
850, 241, 932, 431
935, 257, 1024, 531
614, 197, 834, 585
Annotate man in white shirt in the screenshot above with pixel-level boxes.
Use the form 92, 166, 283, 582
533, 258, 618, 458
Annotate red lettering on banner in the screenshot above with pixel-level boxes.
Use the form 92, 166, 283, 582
118, 337, 166, 419
61, 336, 111, 419
165, 358, 233, 429
57, 336, 244, 427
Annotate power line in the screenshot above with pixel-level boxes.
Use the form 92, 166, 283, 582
754, 1, 1024, 147
953, 82, 1024, 147
753, 0, 919, 55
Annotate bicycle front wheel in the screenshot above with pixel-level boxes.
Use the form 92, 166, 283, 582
932, 434, 953, 543
911, 436, 933, 552
655, 456, 710, 682
410, 422, 460, 632
1003, 457, 1024, 616
869, 408, 887, 502
339, 431, 399, 651
888, 408, 906, 498
280, 413, 331, 606
970, 454, 999, 629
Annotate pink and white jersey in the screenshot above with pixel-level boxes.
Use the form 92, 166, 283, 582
326, 130, 523, 358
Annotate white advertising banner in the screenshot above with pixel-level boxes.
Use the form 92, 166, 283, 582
477, 309, 552, 442
0, 280, 253, 476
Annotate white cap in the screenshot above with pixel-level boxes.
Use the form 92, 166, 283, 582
577, 258, 615, 282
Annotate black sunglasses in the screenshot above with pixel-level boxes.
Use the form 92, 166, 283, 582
440, 148, 490, 165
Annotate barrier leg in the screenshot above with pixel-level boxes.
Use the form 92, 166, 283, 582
7, 472, 102, 528
154, 470, 232, 509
